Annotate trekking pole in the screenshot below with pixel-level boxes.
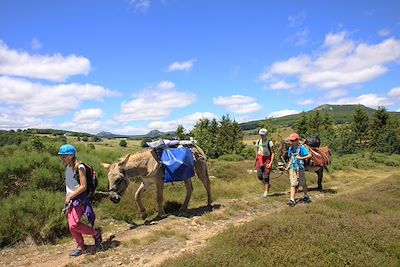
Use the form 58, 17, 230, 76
62, 201, 72, 216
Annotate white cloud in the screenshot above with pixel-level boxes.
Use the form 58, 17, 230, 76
116, 81, 196, 122
388, 87, 400, 97
297, 99, 314, 106
285, 28, 310, 46
59, 109, 105, 133
213, 95, 262, 115
58, 109, 121, 134
268, 109, 300, 118
397, 108, 400, 112
113, 125, 150, 135
148, 112, 216, 132
269, 80, 295, 90
31, 38, 42, 50
328, 94, 394, 108
263, 55, 310, 77
73, 108, 103, 122
288, 12, 306, 28
261, 32, 400, 90
129, 0, 150, 13
0, 76, 119, 117
167, 59, 196, 72
155, 80, 175, 90
326, 89, 348, 99
0, 112, 52, 130
378, 28, 391, 37
0, 41, 90, 82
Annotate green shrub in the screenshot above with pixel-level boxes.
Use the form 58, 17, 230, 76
31, 167, 63, 191
240, 146, 255, 160
218, 154, 245, 161
87, 143, 96, 150
0, 190, 67, 248
119, 140, 127, 147
208, 160, 250, 180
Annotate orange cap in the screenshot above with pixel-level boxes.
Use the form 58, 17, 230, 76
289, 133, 300, 141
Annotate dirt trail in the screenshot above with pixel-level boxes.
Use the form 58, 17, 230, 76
1, 168, 395, 267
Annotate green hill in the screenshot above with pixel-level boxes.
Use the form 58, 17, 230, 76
240, 104, 400, 131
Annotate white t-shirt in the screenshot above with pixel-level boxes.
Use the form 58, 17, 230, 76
256, 139, 274, 156
65, 164, 85, 197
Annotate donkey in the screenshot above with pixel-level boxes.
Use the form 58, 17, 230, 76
278, 140, 325, 190
101, 144, 212, 220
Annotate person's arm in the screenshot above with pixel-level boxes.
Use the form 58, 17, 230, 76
267, 142, 274, 168
297, 146, 312, 160
65, 166, 87, 203
255, 140, 259, 157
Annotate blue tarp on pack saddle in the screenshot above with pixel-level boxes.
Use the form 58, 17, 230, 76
161, 147, 195, 183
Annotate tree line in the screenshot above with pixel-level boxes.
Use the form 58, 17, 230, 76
174, 106, 400, 159
294, 106, 400, 154
174, 114, 247, 159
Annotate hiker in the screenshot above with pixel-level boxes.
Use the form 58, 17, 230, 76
286, 133, 312, 207
255, 128, 275, 198
58, 144, 102, 257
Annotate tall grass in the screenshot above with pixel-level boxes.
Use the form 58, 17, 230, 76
163, 174, 400, 267
0, 190, 67, 247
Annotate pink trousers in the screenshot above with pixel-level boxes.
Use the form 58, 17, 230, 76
67, 204, 96, 249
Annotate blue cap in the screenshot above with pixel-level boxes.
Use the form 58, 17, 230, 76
58, 144, 77, 156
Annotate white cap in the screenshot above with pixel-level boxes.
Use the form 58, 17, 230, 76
258, 128, 268, 135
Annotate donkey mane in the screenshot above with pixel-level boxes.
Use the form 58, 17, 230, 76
118, 149, 152, 165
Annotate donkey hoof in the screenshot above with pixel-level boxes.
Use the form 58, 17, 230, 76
141, 212, 149, 220
178, 207, 187, 213
156, 213, 167, 219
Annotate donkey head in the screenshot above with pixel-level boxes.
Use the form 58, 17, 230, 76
101, 154, 130, 204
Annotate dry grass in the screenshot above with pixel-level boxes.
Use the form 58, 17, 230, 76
163, 173, 400, 267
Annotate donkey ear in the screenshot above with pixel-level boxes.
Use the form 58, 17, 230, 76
118, 154, 130, 166
101, 163, 110, 170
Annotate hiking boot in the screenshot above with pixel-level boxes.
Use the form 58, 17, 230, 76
303, 195, 311, 204
287, 200, 296, 207
94, 229, 103, 248
69, 248, 84, 257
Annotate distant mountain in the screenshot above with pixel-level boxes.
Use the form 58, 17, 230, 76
96, 131, 127, 138
240, 104, 400, 131
96, 129, 174, 139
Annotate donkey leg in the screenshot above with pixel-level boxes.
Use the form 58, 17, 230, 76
180, 178, 193, 212
195, 161, 212, 207
317, 168, 323, 190
135, 180, 150, 220
156, 178, 165, 217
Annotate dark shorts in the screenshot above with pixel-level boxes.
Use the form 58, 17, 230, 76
257, 167, 270, 183
255, 156, 271, 183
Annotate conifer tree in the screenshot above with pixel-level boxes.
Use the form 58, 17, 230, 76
351, 105, 370, 150
295, 112, 308, 137
175, 125, 187, 140
310, 110, 322, 136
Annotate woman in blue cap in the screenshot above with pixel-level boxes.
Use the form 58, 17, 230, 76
58, 144, 102, 257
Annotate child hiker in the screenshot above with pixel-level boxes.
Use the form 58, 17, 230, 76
255, 128, 275, 198
58, 144, 102, 257
286, 133, 312, 207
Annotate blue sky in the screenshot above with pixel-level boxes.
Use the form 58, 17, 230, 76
0, 0, 400, 134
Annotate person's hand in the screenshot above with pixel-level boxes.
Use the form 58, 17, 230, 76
65, 196, 71, 204
267, 162, 272, 169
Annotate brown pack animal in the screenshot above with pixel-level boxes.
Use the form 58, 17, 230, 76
279, 139, 331, 190
101, 144, 212, 219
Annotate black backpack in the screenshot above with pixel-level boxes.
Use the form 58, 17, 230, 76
74, 162, 98, 199
305, 135, 321, 148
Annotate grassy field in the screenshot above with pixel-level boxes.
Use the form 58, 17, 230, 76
163, 170, 400, 267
